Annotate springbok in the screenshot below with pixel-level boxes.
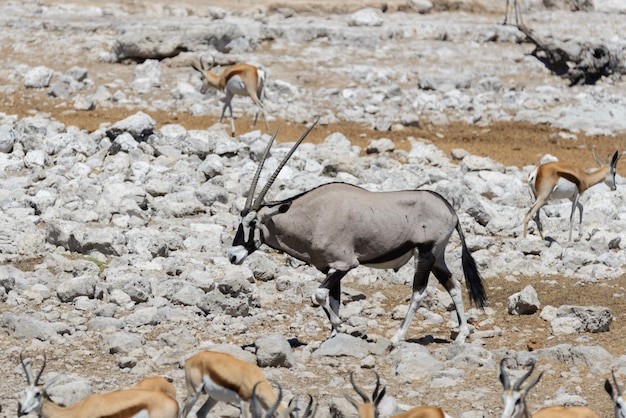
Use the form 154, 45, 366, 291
503, 0, 523, 26
523, 150, 620, 241
605, 370, 626, 418
250, 383, 315, 418
191, 55, 269, 136
345, 371, 452, 418
132, 376, 177, 400
17, 353, 179, 418
344, 371, 386, 418
180, 350, 292, 418
499, 358, 600, 418
227, 120, 487, 343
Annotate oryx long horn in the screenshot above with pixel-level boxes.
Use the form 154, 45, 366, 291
244, 127, 280, 211
513, 358, 536, 391
251, 118, 319, 211
499, 358, 510, 390
612, 369, 623, 396
20, 352, 33, 385
349, 371, 371, 403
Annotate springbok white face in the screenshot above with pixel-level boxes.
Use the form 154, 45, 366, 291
18, 353, 46, 417
499, 358, 542, 418
228, 211, 262, 265
500, 387, 525, 418
19, 385, 43, 416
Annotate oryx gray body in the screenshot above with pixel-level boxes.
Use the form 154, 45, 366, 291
228, 121, 486, 343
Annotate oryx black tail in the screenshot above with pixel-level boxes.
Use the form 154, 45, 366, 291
456, 221, 487, 308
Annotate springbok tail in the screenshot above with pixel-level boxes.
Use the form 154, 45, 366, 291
456, 221, 487, 308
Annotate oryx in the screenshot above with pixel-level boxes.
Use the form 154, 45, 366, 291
227, 120, 487, 343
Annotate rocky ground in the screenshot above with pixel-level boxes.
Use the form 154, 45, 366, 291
2, 0, 626, 417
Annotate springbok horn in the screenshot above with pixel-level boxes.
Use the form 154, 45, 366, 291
612, 369, 623, 396
592, 148, 603, 166
20, 352, 32, 386
265, 383, 283, 418
499, 358, 510, 390
191, 63, 206, 78
196, 53, 216, 72
512, 358, 536, 391
244, 127, 280, 211
251, 117, 319, 211
251, 382, 264, 418
349, 371, 371, 403
34, 353, 47, 386
303, 395, 317, 418
372, 372, 382, 403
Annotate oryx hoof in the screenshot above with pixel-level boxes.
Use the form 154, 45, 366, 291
452, 326, 471, 343
332, 322, 347, 334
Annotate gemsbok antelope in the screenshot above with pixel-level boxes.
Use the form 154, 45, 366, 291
191, 55, 269, 136
227, 120, 487, 343
605, 370, 626, 418
17, 353, 179, 418
180, 350, 292, 418
345, 371, 452, 418
523, 150, 620, 241
499, 358, 600, 418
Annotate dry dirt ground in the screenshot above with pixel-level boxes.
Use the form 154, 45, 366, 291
3, 0, 626, 417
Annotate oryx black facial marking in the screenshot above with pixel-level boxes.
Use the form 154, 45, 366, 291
228, 118, 487, 343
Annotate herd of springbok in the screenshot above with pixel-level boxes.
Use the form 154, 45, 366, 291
16, 351, 626, 418
12, 6, 625, 416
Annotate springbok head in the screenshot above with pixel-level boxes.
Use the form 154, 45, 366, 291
227, 119, 318, 265
499, 358, 543, 418
18, 353, 47, 416
250, 382, 298, 418
344, 371, 386, 418
605, 369, 626, 418
593, 149, 621, 191
191, 54, 217, 94
288, 394, 318, 418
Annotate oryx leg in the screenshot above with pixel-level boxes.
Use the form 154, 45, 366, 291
315, 269, 348, 335
391, 249, 435, 344
432, 254, 469, 343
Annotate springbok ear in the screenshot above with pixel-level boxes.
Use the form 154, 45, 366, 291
612, 151, 620, 165
606, 379, 615, 400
